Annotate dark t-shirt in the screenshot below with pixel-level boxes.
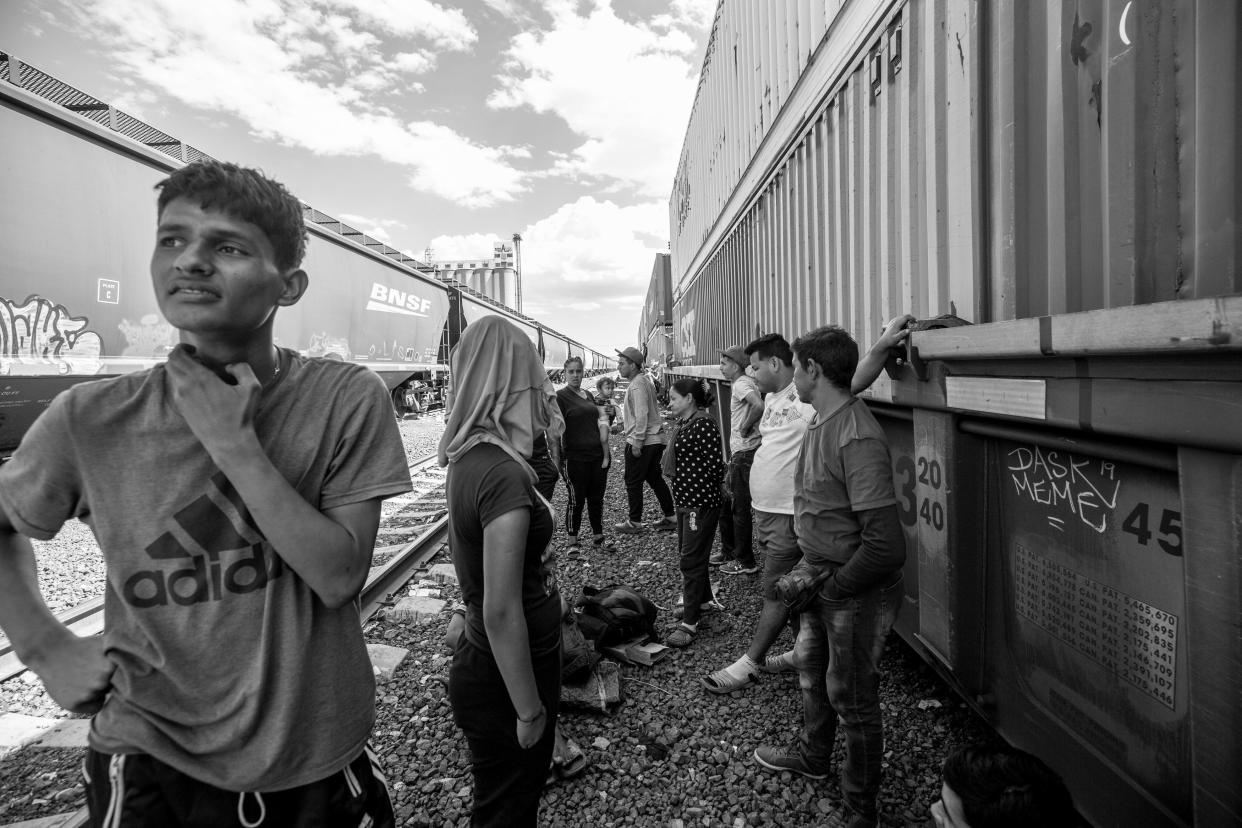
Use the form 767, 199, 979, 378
446, 443, 560, 656
794, 398, 897, 566
557, 386, 605, 460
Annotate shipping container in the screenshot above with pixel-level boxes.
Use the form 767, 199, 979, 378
638, 252, 673, 344
668, 2, 1241, 827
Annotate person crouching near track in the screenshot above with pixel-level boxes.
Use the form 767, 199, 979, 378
0, 160, 410, 826
556, 356, 614, 556
662, 378, 725, 648
439, 316, 562, 827
613, 346, 676, 534
753, 325, 907, 828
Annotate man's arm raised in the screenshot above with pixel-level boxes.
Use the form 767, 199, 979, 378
852, 314, 914, 395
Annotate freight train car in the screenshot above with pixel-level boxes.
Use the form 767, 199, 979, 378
666, 3, 1240, 827
0, 54, 614, 449
638, 253, 675, 368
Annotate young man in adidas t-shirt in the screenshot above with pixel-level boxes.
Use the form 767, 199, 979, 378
0, 161, 411, 825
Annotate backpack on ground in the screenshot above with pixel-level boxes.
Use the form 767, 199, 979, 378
574, 584, 659, 649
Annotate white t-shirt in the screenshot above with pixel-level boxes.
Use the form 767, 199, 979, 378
749, 380, 816, 514
729, 374, 763, 453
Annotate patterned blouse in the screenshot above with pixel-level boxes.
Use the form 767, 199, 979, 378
671, 415, 723, 510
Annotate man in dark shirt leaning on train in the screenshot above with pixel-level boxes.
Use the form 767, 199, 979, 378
753, 324, 907, 828
0, 160, 411, 826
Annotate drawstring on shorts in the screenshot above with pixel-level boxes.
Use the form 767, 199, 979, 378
237, 791, 267, 827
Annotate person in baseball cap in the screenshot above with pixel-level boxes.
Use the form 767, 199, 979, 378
720, 345, 748, 371
613, 346, 675, 533
615, 346, 645, 367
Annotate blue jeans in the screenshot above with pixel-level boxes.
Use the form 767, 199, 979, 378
718, 448, 755, 566
794, 574, 903, 821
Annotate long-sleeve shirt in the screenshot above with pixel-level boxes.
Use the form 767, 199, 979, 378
622, 373, 665, 448
672, 415, 723, 510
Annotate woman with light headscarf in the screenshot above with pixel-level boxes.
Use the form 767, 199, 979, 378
439, 316, 564, 827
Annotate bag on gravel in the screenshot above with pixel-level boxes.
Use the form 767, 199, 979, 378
561, 600, 601, 683
575, 584, 659, 649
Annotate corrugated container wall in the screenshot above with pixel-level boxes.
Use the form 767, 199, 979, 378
669, 0, 1241, 363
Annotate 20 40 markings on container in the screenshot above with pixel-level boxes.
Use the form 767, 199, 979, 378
896, 455, 945, 531
1012, 545, 1179, 709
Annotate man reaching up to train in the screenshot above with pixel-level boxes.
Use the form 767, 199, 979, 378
0, 160, 410, 826
753, 324, 907, 828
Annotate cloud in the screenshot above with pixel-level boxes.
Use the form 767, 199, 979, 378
57, 0, 527, 207
322, 0, 476, 49
488, 0, 715, 197
339, 213, 406, 243
424, 196, 669, 348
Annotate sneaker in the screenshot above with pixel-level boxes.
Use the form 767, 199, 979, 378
613, 519, 643, 534
652, 515, 677, 531
592, 536, 617, 552
761, 650, 798, 674
753, 743, 829, 780
720, 560, 759, 575
708, 551, 726, 566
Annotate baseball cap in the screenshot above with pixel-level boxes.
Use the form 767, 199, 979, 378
720, 346, 747, 368
616, 347, 645, 366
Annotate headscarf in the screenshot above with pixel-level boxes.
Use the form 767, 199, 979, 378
437, 315, 564, 482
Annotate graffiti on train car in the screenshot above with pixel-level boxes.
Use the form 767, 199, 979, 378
1005, 445, 1121, 534
0, 294, 103, 373
997, 443, 1188, 791
306, 332, 351, 360
678, 308, 696, 360
119, 313, 178, 357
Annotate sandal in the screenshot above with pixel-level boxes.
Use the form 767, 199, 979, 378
700, 663, 759, 694
666, 623, 697, 648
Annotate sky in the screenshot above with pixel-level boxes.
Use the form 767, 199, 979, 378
0, 0, 716, 353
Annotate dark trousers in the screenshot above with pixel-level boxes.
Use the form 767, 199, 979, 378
449, 638, 560, 828
84, 744, 394, 828
565, 454, 608, 537
718, 448, 756, 566
623, 444, 674, 522
795, 575, 904, 821
677, 505, 720, 625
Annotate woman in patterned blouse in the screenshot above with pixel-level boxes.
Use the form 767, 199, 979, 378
663, 378, 724, 647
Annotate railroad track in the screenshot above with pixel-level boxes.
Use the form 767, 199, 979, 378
0, 452, 450, 680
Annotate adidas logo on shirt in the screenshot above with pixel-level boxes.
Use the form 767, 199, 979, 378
123, 472, 284, 608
